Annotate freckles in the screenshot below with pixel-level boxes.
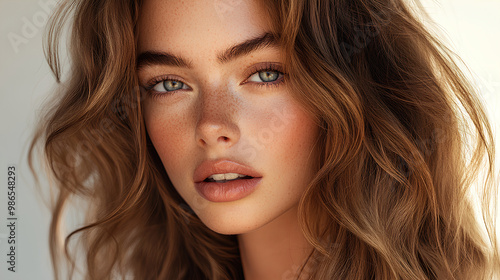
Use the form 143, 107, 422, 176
273, 106, 305, 140
274, 105, 317, 159
146, 109, 191, 163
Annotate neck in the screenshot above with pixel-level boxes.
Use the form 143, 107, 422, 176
237, 205, 313, 280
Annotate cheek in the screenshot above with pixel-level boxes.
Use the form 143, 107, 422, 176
144, 102, 193, 178
258, 102, 318, 163
246, 100, 319, 210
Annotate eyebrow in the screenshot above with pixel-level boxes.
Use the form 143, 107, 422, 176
136, 32, 278, 70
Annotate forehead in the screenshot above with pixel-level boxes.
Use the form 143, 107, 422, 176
137, 0, 272, 53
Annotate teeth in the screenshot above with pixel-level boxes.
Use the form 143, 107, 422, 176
208, 173, 247, 181
204, 173, 254, 182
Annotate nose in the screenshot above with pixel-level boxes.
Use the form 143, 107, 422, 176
195, 88, 240, 148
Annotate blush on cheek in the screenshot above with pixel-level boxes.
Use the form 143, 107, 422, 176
145, 111, 192, 173
283, 110, 319, 177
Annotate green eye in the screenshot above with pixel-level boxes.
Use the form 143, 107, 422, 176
156, 80, 186, 92
159, 80, 184, 91
248, 70, 283, 83
258, 71, 280, 82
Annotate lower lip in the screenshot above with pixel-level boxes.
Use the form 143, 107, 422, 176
194, 177, 262, 202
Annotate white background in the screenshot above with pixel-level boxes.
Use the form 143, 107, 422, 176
0, 0, 499, 279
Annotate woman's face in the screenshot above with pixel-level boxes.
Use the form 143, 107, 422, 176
137, 0, 320, 234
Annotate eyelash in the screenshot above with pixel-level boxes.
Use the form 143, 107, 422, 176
144, 63, 286, 98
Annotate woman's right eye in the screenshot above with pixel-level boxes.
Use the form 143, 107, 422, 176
151, 79, 190, 93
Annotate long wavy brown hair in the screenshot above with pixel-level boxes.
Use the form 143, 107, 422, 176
29, 0, 499, 279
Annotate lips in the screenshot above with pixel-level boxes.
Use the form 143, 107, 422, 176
193, 159, 263, 183
195, 177, 262, 202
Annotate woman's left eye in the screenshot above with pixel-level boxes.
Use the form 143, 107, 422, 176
151, 79, 189, 93
247, 69, 284, 83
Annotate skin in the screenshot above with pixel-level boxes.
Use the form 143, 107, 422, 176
137, 0, 320, 279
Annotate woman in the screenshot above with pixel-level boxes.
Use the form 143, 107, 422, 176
30, 0, 499, 279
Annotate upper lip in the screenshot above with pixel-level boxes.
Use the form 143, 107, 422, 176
193, 159, 263, 183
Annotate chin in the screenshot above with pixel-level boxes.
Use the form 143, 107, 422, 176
196, 210, 264, 235
203, 220, 257, 235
